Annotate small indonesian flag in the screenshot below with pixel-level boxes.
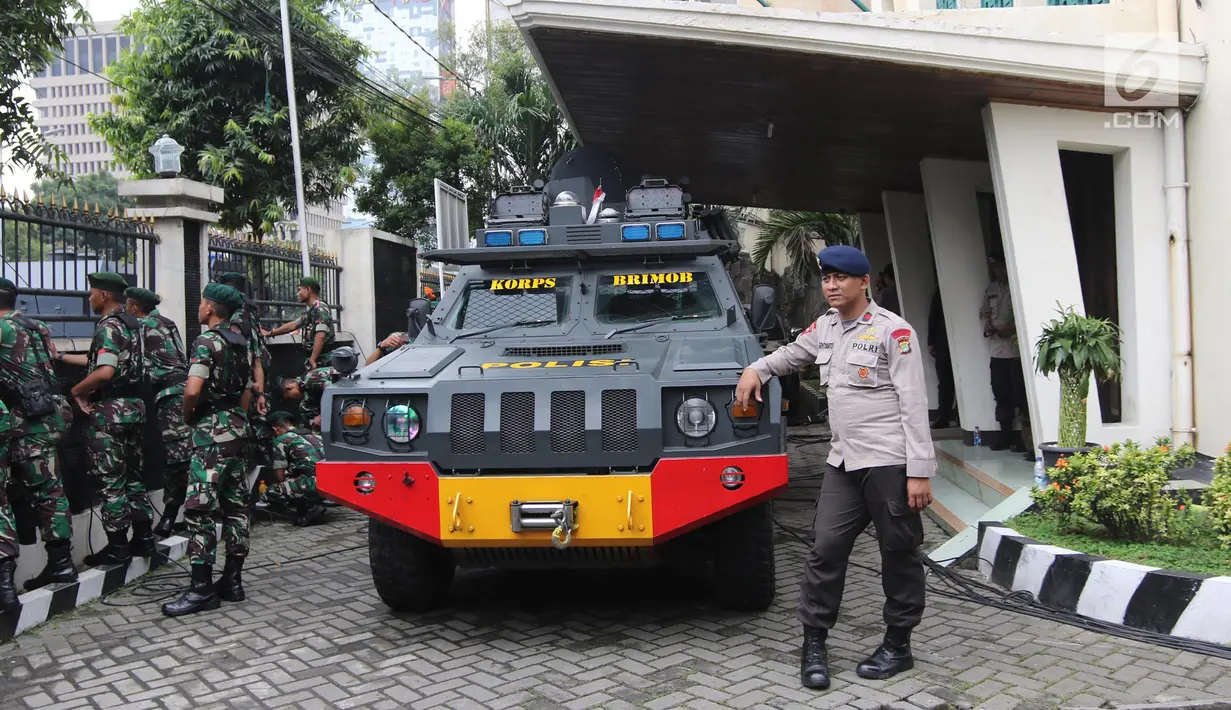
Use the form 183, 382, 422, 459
585, 185, 606, 224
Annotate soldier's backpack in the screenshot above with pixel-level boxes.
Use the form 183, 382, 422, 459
10, 314, 59, 419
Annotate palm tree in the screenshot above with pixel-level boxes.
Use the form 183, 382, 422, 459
750, 211, 861, 283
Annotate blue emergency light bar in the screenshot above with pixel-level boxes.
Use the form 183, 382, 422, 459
484, 230, 513, 247
621, 224, 650, 242
655, 222, 685, 240
517, 228, 547, 246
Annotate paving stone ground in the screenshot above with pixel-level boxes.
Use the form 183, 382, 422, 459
2, 426, 1230, 710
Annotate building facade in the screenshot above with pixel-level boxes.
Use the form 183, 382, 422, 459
330, 0, 455, 98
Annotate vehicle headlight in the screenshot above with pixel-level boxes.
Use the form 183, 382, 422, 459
676, 397, 716, 439
384, 404, 421, 443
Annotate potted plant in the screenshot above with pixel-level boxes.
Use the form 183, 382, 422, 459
1033, 304, 1122, 468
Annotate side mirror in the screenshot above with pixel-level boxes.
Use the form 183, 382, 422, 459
331, 346, 359, 376
750, 284, 776, 333
406, 297, 432, 340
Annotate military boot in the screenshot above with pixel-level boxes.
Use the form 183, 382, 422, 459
293, 503, 326, 527
800, 626, 831, 690
162, 564, 221, 617
153, 505, 179, 538
24, 540, 78, 591
0, 557, 20, 615
856, 626, 915, 680
215, 556, 245, 602
84, 529, 132, 568
130, 520, 157, 558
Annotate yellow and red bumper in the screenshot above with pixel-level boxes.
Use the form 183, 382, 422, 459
316, 454, 788, 548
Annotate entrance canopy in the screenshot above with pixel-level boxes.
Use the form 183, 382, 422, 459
508, 0, 1205, 212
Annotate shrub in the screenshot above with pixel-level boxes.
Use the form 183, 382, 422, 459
1155, 436, 1198, 471
1069, 441, 1173, 543
1205, 446, 1231, 549
1029, 451, 1095, 523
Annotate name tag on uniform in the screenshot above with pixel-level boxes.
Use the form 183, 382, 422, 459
852, 341, 879, 353
819, 341, 834, 349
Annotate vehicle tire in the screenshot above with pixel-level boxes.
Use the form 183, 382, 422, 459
368, 520, 455, 612
711, 500, 776, 612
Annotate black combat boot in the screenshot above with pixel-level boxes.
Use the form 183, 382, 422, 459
130, 520, 157, 558
153, 505, 179, 538
83, 529, 132, 568
24, 540, 78, 591
162, 564, 221, 617
0, 557, 20, 615
800, 626, 831, 690
215, 556, 245, 602
293, 503, 326, 527
856, 626, 915, 680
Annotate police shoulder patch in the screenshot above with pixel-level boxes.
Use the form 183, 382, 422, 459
891, 327, 912, 354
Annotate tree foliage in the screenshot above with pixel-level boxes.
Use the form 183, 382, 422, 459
90, 0, 367, 237
750, 210, 861, 283
0, 0, 89, 181
355, 104, 490, 252
31, 170, 132, 215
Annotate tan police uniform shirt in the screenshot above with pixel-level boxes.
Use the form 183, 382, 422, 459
748, 301, 936, 478
980, 281, 1017, 360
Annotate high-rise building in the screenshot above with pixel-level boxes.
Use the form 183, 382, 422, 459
331, 0, 454, 99
28, 20, 130, 178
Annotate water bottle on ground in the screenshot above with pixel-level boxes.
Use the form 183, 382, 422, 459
973, 427, 982, 447
1033, 457, 1047, 489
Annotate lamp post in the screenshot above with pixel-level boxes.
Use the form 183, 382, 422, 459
149, 134, 184, 178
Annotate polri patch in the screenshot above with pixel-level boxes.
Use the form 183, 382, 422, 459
892, 327, 912, 354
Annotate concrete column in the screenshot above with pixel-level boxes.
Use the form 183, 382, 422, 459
983, 101, 1171, 448
883, 191, 938, 408
118, 178, 224, 338
920, 158, 998, 437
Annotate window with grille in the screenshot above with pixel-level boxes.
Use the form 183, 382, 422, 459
936, 0, 956, 7
446, 276, 572, 331
594, 271, 723, 325
981, 0, 1013, 6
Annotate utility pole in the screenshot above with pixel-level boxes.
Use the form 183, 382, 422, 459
278, 0, 313, 277
485, 0, 492, 67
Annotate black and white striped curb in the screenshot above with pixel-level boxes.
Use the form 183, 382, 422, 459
976, 522, 1231, 645
0, 536, 188, 643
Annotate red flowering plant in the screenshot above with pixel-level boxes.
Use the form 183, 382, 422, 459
1068, 440, 1174, 543
1029, 448, 1097, 525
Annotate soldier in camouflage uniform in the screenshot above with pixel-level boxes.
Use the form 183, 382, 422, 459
0, 278, 78, 591
123, 288, 193, 540
0, 399, 18, 613
262, 275, 336, 372
259, 410, 326, 526
67, 272, 155, 568
163, 283, 253, 617
278, 366, 335, 433
215, 272, 273, 476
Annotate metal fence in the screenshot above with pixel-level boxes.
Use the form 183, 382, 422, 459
207, 231, 342, 329
0, 189, 159, 339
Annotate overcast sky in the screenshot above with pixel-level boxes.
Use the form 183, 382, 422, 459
0, 0, 506, 194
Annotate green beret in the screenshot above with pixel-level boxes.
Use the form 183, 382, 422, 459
202, 282, 245, 310
216, 272, 247, 286
0, 277, 16, 293
87, 272, 129, 294
268, 410, 296, 426
299, 276, 321, 290
124, 287, 161, 308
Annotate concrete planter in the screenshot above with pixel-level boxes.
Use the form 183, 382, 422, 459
975, 521, 1231, 645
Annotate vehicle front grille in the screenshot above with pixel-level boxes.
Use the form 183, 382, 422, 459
450, 393, 485, 455
601, 389, 638, 452
500, 392, 535, 454
551, 391, 586, 453
503, 343, 625, 358
454, 545, 658, 569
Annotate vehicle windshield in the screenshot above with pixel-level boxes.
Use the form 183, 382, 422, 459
447, 276, 572, 331
594, 270, 723, 325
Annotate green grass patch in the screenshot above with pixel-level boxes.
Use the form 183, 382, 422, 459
1005, 512, 1231, 576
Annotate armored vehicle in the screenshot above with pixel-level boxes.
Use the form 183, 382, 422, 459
316, 148, 790, 612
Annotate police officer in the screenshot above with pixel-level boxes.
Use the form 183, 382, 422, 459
162, 283, 254, 617
261, 276, 335, 372
259, 410, 326, 526
67, 272, 156, 567
0, 278, 78, 591
123, 287, 193, 539
735, 245, 935, 691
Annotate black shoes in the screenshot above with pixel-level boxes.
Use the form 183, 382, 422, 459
162, 564, 221, 617
0, 557, 19, 614
293, 503, 326, 527
800, 627, 830, 690
153, 506, 179, 538
24, 540, 78, 591
215, 556, 245, 602
131, 521, 157, 558
856, 627, 916, 680
84, 529, 132, 568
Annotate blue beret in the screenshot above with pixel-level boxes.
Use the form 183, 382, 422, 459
817, 245, 871, 277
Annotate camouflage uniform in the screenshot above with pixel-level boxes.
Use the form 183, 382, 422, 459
0, 400, 15, 560
263, 429, 324, 508
86, 307, 154, 533
293, 299, 335, 370
184, 320, 252, 567
295, 367, 333, 432
232, 301, 273, 470
138, 309, 192, 518
0, 312, 73, 546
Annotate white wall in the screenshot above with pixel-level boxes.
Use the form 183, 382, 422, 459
920, 158, 999, 434
335, 227, 418, 359
983, 101, 1171, 448
883, 191, 939, 407
1182, 0, 1231, 456
857, 212, 894, 294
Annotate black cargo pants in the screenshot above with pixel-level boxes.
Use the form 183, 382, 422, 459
797, 463, 926, 631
